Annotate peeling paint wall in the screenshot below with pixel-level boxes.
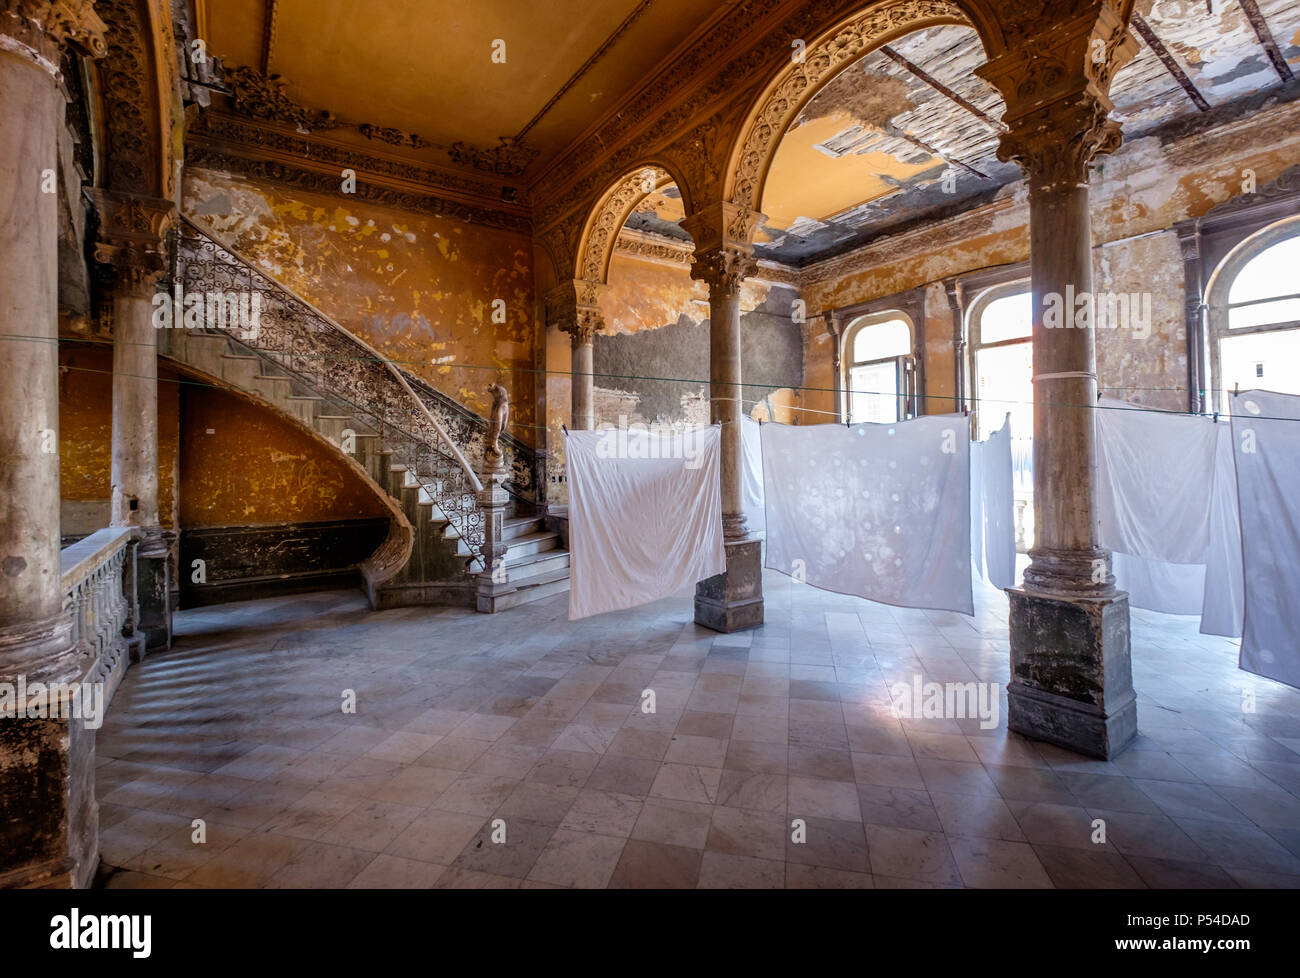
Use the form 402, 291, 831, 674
594, 252, 805, 426
57, 344, 179, 538
799, 97, 1300, 417
183, 167, 538, 445
179, 384, 388, 528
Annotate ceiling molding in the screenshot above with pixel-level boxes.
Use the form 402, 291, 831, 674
185, 111, 531, 235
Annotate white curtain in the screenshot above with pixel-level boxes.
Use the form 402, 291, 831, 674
1232, 390, 1300, 688
972, 416, 1016, 590
740, 415, 765, 534
1096, 398, 1245, 638
565, 425, 725, 621
761, 416, 974, 615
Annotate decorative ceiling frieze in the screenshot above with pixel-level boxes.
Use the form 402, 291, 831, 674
187, 109, 528, 211
448, 137, 540, 177
224, 63, 338, 132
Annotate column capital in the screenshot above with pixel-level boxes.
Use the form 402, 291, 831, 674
0, 0, 107, 70
88, 189, 176, 297
976, 1, 1139, 190
545, 278, 605, 345
689, 246, 756, 300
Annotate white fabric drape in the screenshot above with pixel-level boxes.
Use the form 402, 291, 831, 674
761, 416, 974, 615
1096, 398, 1245, 638
740, 415, 765, 534
565, 425, 725, 621
1097, 398, 1219, 564
1201, 422, 1245, 638
1232, 390, 1300, 689
972, 416, 1016, 590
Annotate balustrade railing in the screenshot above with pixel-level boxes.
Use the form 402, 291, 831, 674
60, 527, 140, 704
175, 217, 485, 556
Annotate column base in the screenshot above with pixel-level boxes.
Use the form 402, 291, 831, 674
137, 531, 173, 654
694, 537, 764, 633
1007, 587, 1137, 760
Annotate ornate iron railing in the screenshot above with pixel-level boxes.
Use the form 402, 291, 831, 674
175, 217, 486, 556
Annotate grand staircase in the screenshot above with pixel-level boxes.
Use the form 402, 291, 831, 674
160, 217, 570, 612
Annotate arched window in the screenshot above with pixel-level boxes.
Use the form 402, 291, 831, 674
1207, 219, 1300, 414
967, 281, 1034, 549
842, 313, 914, 423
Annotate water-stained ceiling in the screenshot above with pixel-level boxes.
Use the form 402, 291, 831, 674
745, 0, 1300, 265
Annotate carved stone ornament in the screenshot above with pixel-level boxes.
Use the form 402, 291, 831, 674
225, 64, 338, 132
448, 137, 540, 177
726, 0, 968, 212
359, 123, 429, 149
575, 165, 671, 283
546, 279, 605, 344
996, 94, 1123, 190
0, 0, 107, 64
87, 188, 176, 296
689, 247, 757, 299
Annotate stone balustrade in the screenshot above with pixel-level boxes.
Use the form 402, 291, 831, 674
60, 527, 142, 707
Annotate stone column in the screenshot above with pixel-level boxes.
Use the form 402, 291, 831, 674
946, 279, 967, 414
546, 279, 605, 431
89, 190, 175, 653
0, 0, 107, 889
824, 310, 844, 422
977, 4, 1140, 759
682, 202, 763, 632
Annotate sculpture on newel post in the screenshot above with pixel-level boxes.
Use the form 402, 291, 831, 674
476, 383, 512, 611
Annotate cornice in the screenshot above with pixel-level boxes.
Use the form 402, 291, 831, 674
185, 110, 531, 235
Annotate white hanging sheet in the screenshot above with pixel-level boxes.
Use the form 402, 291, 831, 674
1096, 398, 1245, 637
565, 425, 725, 621
1201, 421, 1245, 638
1097, 398, 1219, 564
740, 415, 766, 534
1232, 390, 1300, 689
761, 415, 974, 615
972, 416, 1016, 590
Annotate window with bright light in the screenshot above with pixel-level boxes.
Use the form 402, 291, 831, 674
1213, 226, 1300, 413
843, 315, 912, 424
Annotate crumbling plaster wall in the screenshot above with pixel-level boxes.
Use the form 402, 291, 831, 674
182, 167, 538, 445
800, 97, 1300, 417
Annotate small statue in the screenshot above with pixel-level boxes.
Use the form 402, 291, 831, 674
485, 383, 509, 464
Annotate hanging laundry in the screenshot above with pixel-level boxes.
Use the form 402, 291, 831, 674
741, 415, 765, 534
971, 416, 1016, 590
565, 425, 725, 621
1232, 390, 1300, 689
761, 416, 974, 615
1096, 398, 1244, 638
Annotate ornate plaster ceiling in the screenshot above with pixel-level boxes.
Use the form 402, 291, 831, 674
194, 0, 730, 179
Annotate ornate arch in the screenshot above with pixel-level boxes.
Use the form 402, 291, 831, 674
573, 162, 692, 286
94, 0, 178, 200
723, 0, 1003, 221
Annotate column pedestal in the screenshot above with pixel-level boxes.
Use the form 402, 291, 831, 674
474, 465, 514, 613
135, 529, 172, 653
1007, 588, 1136, 759
694, 537, 764, 633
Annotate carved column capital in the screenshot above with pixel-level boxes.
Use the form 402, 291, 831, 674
88, 189, 176, 297
0, 0, 107, 69
689, 247, 757, 300
977, 1, 1139, 190
546, 279, 605, 346
680, 200, 762, 254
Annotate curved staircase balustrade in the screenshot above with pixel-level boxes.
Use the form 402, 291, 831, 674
175, 217, 488, 560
